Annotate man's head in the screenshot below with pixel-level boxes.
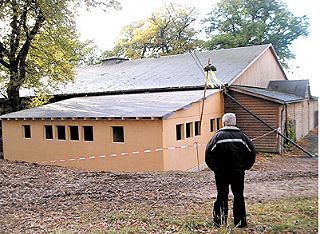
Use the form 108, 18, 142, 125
222, 113, 236, 127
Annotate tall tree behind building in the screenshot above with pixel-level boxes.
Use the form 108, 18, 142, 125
111, 4, 200, 59
0, 0, 120, 112
203, 0, 309, 67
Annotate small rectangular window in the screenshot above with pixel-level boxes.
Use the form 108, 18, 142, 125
23, 125, 31, 138
45, 125, 53, 139
210, 118, 216, 132
216, 118, 221, 130
176, 124, 184, 140
83, 126, 93, 141
57, 126, 66, 140
112, 126, 124, 143
186, 122, 193, 138
69, 126, 79, 140
195, 121, 201, 136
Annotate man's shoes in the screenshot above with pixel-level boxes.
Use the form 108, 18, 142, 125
213, 222, 221, 228
213, 215, 227, 228
235, 220, 247, 228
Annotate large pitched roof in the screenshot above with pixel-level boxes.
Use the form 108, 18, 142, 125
20, 44, 274, 97
1, 90, 218, 119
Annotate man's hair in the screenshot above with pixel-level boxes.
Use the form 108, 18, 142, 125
222, 113, 236, 126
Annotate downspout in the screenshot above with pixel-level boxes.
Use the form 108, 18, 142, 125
284, 103, 288, 141
281, 102, 288, 154
280, 105, 285, 154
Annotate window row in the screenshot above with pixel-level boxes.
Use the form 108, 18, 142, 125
22, 125, 125, 143
22, 118, 221, 143
175, 118, 221, 141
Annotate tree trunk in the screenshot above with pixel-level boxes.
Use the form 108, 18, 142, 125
7, 69, 23, 112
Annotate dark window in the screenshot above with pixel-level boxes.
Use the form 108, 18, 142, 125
57, 126, 66, 140
69, 126, 79, 140
176, 124, 184, 140
23, 125, 31, 138
45, 125, 53, 139
83, 126, 93, 141
210, 118, 215, 132
195, 121, 201, 136
216, 118, 221, 130
112, 126, 124, 142
186, 122, 193, 138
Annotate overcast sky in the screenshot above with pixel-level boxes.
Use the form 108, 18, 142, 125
76, 0, 319, 95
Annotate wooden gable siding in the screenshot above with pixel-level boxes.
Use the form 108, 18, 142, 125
224, 91, 281, 153
232, 48, 286, 88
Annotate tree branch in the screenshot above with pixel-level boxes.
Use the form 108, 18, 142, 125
0, 42, 10, 68
0, 58, 10, 68
20, 1, 29, 38
0, 41, 9, 57
9, 0, 19, 62
16, 9, 45, 65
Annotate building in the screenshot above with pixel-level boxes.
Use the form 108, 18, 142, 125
0, 44, 318, 171
1, 90, 224, 172
225, 80, 318, 152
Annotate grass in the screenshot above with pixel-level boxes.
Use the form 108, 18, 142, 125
248, 197, 318, 233
53, 196, 317, 233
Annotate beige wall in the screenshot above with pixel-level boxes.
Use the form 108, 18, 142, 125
162, 92, 224, 171
233, 48, 286, 88
309, 100, 319, 128
287, 99, 318, 140
2, 119, 164, 172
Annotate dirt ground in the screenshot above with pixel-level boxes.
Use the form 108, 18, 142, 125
0, 129, 318, 233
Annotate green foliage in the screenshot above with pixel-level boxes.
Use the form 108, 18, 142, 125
287, 118, 296, 141
285, 118, 296, 150
110, 4, 200, 59
76, 40, 105, 66
26, 92, 52, 109
25, 27, 76, 89
0, 0, 120, 112
203, 0, 309, 67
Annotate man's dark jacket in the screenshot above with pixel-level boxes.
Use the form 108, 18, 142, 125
205, 126, 256, 171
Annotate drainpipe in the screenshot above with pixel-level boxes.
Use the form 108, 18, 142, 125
284, 103, 288, 141
282, 103, 288, 153
280, 105, 285, 154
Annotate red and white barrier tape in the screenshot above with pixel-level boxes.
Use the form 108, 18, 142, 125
41, 142, 207, 164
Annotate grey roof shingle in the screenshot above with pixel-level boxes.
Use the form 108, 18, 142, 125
268, 80, 309, 98
1, 90, 218, 119
20, 44, 273, 97
231, 86, 304, 104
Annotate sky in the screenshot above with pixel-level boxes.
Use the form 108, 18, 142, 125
76, 0, 320, 96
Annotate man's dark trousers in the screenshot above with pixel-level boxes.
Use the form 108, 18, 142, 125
213, 169, 247, 227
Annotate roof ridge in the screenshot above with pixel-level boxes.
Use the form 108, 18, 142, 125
212, 43, 271, 51
93, 44, 272, 66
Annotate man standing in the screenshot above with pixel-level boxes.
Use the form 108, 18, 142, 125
205, 113, 256, 228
